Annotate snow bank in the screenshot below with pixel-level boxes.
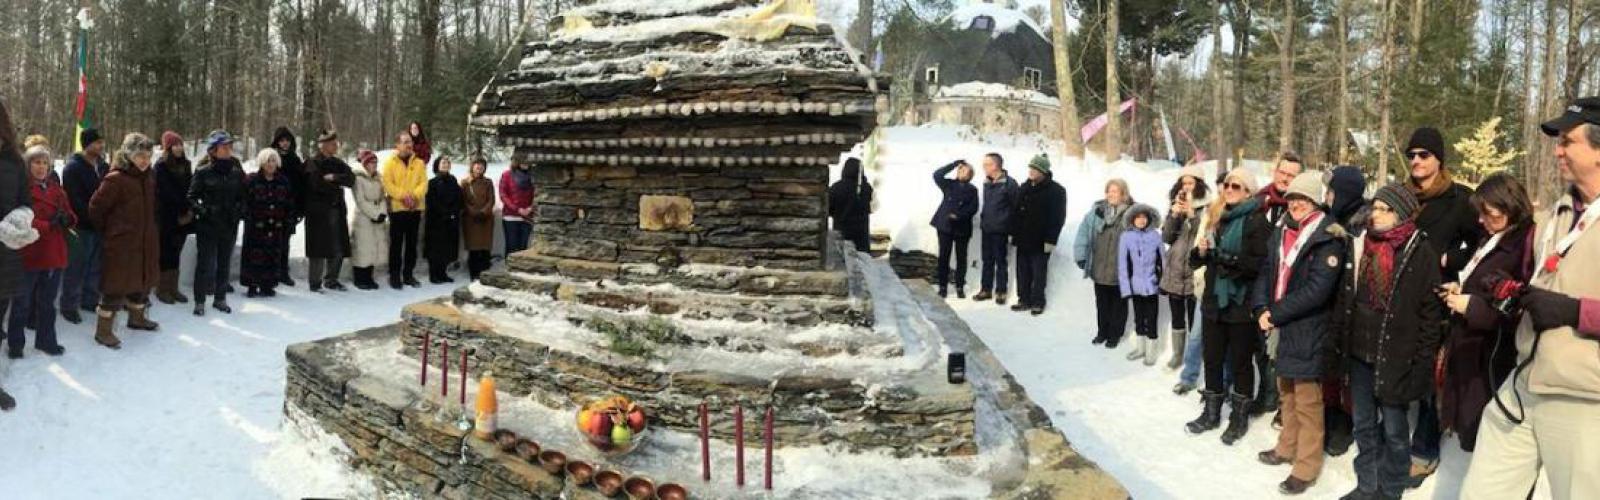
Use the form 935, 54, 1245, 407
934, 81, 1061, 108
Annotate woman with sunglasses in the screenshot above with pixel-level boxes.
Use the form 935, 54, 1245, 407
1185, 168, 1273, 445
1330, 183, 1445, 500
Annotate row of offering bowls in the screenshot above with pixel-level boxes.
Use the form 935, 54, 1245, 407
492, 429, 689, 500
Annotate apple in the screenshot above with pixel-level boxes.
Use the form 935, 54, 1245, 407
626, 408, 646, 433
588, 411, 611, 438
577, 409, 595, 431
611, 422, 633, 447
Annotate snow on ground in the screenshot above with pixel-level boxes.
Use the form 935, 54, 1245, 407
0, 281, 457, 499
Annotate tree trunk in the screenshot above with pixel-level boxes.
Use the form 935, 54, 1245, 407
1336, 0, 1351, 164
1277, 0, 1296, 154
1230, 1, 1251, 168
1104, 0, 1121, 162
1052, 0, 1085, 157
1211, 1, 1226, 171
1536, 0, 1562, 205
1379, 0, 1398, 182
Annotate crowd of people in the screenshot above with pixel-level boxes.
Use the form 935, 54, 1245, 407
0, 100, 541, 412
832, 97, 1600, 499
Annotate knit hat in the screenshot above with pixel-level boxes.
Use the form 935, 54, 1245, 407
1373, 183, 1421, 222
205, 130, 234, 151
23, 135, 48, 150
1178, 163, 1206, 182
357, 149, 378, 166
79, 128, 103, 148
1285, 171, 1326, 204
161, 131, 183, 151
1405, 127, 1447, 164
1027, 154, 1051, 175
1327, 165, 1366, 219
316, 129, 338, 143
1223, 167, 1260, 194
22, 145, 51, 165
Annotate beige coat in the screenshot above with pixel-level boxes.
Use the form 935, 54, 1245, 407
350, 167, 389, 268
1519, 192, 1600, 400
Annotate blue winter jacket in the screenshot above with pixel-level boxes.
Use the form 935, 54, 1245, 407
979, 172, 1018, 234
62, 153, 110, 232
929, 161, 979, 238
1117, 204, 1164, 297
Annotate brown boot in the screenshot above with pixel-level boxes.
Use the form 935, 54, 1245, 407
127, 303, 160, 331
95, 308, 122, 350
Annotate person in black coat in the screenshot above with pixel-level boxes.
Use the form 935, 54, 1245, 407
271, 126, 308, 287
828, 157, 872, 252
58, 128, 110, 324
1008, 154, 1066, 316
1331, 183, 1445, 500
304, 131, 354, 292
241, 149, 294, 297
930, 159, 978, 298
424, 157, 464, 284
153, 131, 193, 305
975, 153, 1018, 304
1186, 168, 1273, 446
1399, 127, 1484, 481
1249, 172, 1347, 494
188, 131, 248, 315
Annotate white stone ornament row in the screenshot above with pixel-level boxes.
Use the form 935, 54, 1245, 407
502, 133, 858, 148
520, 153, 836, 167
473, 100, 870, 127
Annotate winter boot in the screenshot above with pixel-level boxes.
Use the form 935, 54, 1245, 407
213, 296, 233, 314
1010, 302, 1029, 312
1167, 329, 1187, 369
354, 267, 379, 290
1144, 335, 1164, 367
94, 308, 122, 350
193, 296, 207, 317
972, 290, 993, 301
324, 279, 347, 292
1029, 306, 1043, 316
937, 285, 948, 298
1253, 364, 1281, 417
955, 286, 965, 299
0, 387, 14, 411
126, 303, 160, 331
1186, 390, 1224, 434
995, 293, 1007, 305
1126, 337, 1147, 362
1105, 332, 1122, 349
1221, 392, 1253, 445
61, 308, 82, 324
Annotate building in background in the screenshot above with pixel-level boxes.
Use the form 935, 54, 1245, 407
903, 0, 1060, 138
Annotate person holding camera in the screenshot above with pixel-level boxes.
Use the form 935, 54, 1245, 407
1433, 173, 1535, 458
930, 159, 978, 298
1463, 97, 1600, 500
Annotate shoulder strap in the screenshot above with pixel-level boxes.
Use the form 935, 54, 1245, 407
1519, 225, 1537, 280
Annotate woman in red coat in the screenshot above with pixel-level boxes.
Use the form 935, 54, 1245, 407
7, 145, 73, 358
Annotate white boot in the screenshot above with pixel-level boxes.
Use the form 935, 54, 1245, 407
1126, 336, 1146, 361
1145, 335, 1163, 367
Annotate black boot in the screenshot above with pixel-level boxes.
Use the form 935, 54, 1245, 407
955, 286, 965, 299
1253, 364, 1281, 417
0, 387, 14, 411
937, 285, 948, 298
1186, 390, 1224, 434
1221, 392, 1253, 445
62, 308, 83, 324
354, 268, 379, 290
324, 280, 347, 291
1325, 407, 1355, 457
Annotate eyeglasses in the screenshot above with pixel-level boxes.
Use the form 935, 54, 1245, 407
1223, 182, 1247, 192
1405, 150, 1433, 160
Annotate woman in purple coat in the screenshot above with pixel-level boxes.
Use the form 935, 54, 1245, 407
1118, 203, 1164, 365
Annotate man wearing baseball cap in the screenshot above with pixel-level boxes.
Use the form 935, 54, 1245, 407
1463, 97, 1600, 500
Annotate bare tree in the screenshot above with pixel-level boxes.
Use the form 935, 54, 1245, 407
1052, 0, 1085, 157
1276, 0, 1296, 154
1104, 0, 1121, 161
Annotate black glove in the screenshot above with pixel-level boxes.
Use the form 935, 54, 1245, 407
1523, 287, 1581, 332
52, 212, 69, 230
374, 214, 387, 224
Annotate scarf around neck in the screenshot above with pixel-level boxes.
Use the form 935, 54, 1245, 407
1212, 197, 1263, 309
1361, 220, 1418, 310
1409, 169, 1453, 201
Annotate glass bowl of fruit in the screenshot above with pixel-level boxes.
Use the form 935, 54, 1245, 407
575, 396, 649, 456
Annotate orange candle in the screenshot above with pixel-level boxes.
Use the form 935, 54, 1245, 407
473, 375, 498, 440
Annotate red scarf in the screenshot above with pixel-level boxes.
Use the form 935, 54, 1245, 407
1361, 221, 1417, 310
1259, 185, 1289, 211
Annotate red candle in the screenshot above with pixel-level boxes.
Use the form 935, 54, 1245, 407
420, 332, 430, 386
764, 407, 773, 490
699, 402, 710, 482
459, 348, 468, 406
441, 342, 449, 398
735, 406, 745, 488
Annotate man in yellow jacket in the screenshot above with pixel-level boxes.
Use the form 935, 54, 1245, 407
382, 131, 428, 289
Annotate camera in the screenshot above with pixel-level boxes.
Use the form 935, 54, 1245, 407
1491, 278, 1527, 315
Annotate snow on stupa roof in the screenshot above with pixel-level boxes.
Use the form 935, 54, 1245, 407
945, 2, 1046, 39
934, 81, 1059, 108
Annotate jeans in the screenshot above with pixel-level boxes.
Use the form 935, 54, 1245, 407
8, 269, 63, 351
60, 230, 102, 311
1014, 249, 1050, 308
389, 212, 421, 282
1411, 397, 1442, 462
194, 230, 237, 300
935, 232, 970, 289
1180, 318, 1205, 385
1349, 356, 1413, 499
501, 219, 530, 256
979, 232, 1009, 294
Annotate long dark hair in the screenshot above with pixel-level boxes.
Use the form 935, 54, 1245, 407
1167, 174, 1210, 203
409, 121, 429, 144
0, 99, 19, 157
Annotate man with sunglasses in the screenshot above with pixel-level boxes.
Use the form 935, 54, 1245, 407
1462, 97, 1600, 500
1399, 127, 1485, 488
